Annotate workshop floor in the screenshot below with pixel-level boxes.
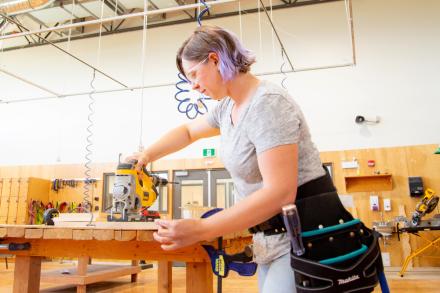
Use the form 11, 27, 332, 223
0, 260, 439, 292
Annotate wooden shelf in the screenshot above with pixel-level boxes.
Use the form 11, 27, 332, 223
344, 174, 392, 192
41, 263, 141, 285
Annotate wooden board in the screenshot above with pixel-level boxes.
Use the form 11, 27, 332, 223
0, 221, 158, 230
344, 174, 393, 192
40, 264, 141, 285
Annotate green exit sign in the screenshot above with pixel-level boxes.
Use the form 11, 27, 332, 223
203, 148, 216, 157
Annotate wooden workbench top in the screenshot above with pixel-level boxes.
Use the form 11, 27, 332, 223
0, 223, 250, 242
0, 221, 158, 230
0, 223, 156, 241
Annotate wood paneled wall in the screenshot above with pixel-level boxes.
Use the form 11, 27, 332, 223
0, 163, 117, 216
320, 144, 440, 267
0, 145, 439, 267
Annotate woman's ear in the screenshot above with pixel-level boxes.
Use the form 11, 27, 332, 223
208, 52, 219, 65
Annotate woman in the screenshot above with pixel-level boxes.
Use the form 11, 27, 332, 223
128, 25, 327, 293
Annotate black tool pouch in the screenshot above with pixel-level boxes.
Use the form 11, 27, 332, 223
296, 191, 357, 261
292, 191, 384, 293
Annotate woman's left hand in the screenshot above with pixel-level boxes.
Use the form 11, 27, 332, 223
153, 218, 207, 250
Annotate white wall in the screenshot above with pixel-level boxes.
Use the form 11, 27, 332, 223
0, 0, 439, 165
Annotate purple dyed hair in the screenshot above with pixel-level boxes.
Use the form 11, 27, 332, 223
176, 25, 256, 81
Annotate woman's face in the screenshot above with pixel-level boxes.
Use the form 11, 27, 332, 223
182, 53, 227, 100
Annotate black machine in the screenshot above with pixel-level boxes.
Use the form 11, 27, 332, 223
409, 177, 424, 197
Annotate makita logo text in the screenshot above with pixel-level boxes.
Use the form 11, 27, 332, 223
337, 275, 360, 285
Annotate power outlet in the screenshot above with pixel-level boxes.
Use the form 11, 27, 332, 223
381, 252, 391, 267
370, 195, 379, 211
383, 198, 391, 211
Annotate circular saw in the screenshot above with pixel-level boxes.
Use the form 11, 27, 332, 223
412, 188, 439, 226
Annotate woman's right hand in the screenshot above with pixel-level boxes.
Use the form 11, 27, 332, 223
125, 152, 151, 172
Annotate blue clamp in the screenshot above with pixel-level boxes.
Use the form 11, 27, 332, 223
200, 208, 257, 278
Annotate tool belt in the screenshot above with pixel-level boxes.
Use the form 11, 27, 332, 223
249, 166, 335, 235
291, 192, 384, 292
249, 166, 386, 292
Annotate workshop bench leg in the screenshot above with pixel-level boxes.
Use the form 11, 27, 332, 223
131, 260, 139, 282
186, 261, 213, 293
13, 255, 42, 293
158, 261, 172, 293
77, 256, 89, 293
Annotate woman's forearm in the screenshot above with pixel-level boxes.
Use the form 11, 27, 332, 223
143, 118, 219, 162
202, 186, 296, 240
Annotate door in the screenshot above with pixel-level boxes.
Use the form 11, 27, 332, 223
172, 169, 234, 219
210, 169, 235, 210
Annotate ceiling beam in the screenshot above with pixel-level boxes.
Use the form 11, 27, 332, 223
103, 0, 126, 16
1, 0, 342, 51
0, 0, 236, 40
174, 0, 194, 19
1, 11, 129, 88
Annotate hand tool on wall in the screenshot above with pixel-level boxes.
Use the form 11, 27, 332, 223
43, 208, 59, 225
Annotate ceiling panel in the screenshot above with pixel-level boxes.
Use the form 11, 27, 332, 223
119, 0, 176, 10
28, 7, 73, 24
62, 4, 95, 19
81, 1, 120, 18
149, 0, 180, 9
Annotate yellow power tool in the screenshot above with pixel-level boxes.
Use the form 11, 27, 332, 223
411, 188, 439, 226
108, 161, 171, 222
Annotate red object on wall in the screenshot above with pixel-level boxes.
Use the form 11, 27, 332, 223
368, 160, 375, 167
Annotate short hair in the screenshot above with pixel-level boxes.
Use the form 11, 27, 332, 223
176, 25, 256, 81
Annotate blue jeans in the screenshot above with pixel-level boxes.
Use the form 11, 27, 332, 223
258, 252, 297, 293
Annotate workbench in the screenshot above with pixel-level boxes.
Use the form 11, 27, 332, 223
0, 222, 251, 293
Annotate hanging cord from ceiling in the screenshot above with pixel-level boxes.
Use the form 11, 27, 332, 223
269, 0, 275, 64
238, 0, 243, 41
56, 0, 77, 163
82, 0, 107, 224
257, 0, 262, 58
138, 0, 148, 151
174, 73, 210, 120
197, 0, 210, 26
258, 0, 294, 89
174, 0, 212, 120
83, 68, 96, 221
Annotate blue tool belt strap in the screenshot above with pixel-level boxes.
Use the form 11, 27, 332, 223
249, 166, 336, 236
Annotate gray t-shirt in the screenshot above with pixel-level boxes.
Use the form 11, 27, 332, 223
206, 80, 325, 264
